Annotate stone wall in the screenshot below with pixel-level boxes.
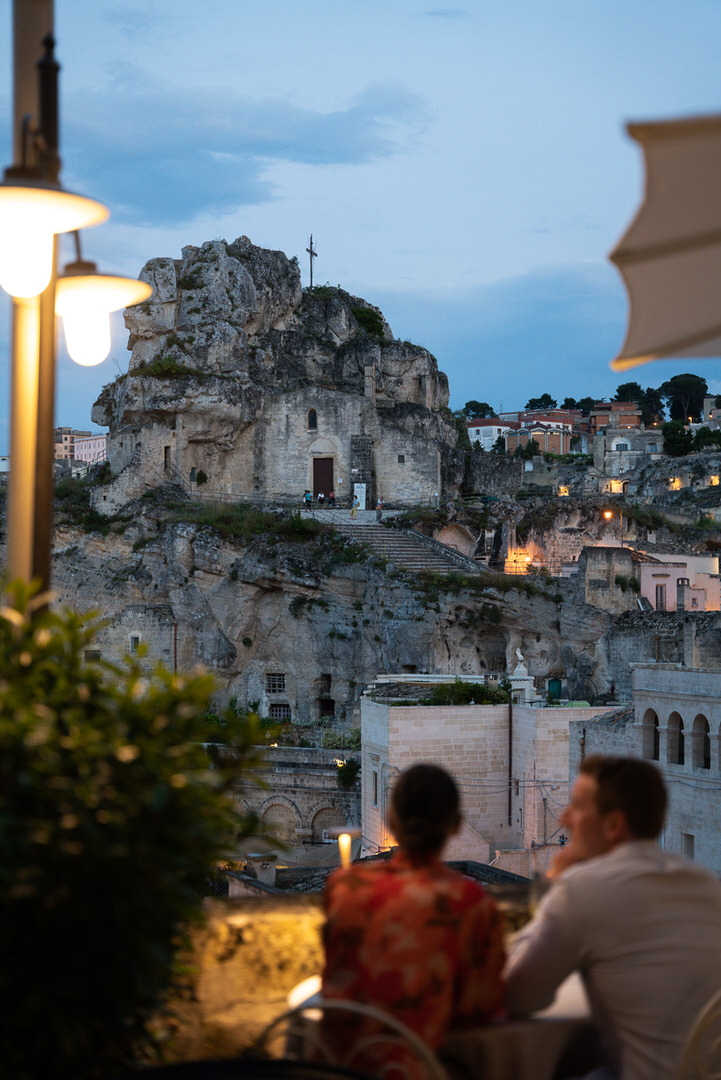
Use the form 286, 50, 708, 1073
240, 746, 360, 844
361, 696, 612, 864
160, 896, 324, 1063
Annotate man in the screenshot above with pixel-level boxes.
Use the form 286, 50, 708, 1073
506, 755, 721, 1080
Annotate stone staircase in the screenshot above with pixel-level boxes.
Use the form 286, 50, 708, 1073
332, 522, 481, 575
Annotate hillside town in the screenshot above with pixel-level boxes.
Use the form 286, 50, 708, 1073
5, 237, 719, 895
8, 6, 721, 1077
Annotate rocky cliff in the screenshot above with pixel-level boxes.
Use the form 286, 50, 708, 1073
92, 237, 458, 512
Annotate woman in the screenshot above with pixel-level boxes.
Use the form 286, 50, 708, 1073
322, 764, 505, 1057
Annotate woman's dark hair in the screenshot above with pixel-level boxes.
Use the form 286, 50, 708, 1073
390, 763, 460, 859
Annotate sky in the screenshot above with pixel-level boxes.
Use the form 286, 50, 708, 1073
2, 0, 721, 449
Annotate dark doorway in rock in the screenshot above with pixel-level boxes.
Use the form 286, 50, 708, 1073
313, 457, 333, 498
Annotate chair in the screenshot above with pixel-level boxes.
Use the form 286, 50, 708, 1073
133, 1059, 370, 1079
253, 997, 448, 1080
676, 988, 721, 1080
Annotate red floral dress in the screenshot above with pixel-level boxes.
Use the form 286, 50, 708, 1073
322, 852, 505, 1063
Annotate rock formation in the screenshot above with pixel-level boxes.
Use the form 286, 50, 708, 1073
92, 237, 460, 513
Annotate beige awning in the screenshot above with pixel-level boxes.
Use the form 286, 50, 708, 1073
610, 113, 721, 371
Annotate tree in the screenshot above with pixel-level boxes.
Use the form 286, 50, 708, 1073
491, 434, 505, 454
662, 419, 694, 456
660, 373, 708, 421
614, 382, 664, 426
462, 400, 493, 419
525, 393, 557, 411
694, 426, 721, 451
561, 396, 578, 410
614, 381, 644, 404
515, 437, 539, 460
576, 396, 597, 415
638, 386, 665, 426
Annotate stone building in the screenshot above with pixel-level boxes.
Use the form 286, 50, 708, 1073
569, 664, 721, 877
360, 676, 612, 876
91, 237, 459, 515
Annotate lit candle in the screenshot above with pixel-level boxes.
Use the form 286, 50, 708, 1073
338, 832, 352, 869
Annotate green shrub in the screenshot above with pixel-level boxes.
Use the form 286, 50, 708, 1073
336, 756, 361, 789
419, 680, 509, 706
0, 582, 266, 1078
134, 356, 199, 378
351, 305, 385, 339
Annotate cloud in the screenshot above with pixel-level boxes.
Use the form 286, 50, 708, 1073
61, 73, 429, 227
372, 265, 634, 410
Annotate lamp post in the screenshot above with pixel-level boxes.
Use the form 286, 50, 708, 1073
2, 1, 150, 595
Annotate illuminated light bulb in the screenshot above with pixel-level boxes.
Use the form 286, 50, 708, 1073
56, 266, 152, 367
0, 183, 108, 299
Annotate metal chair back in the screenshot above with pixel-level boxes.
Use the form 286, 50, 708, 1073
254, 997, 448, 1080
677, 988, 721, 1080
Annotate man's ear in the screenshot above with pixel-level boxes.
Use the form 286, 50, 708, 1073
603, 809, 632, 847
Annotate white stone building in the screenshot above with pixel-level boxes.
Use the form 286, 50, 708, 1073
568, 663, 721, 876
360, 677, 613, 876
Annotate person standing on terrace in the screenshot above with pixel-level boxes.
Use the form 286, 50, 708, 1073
322, 763, 505, 1055
506, 755, 721, 1080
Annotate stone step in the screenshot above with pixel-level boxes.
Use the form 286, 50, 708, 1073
332, 523, 472, 575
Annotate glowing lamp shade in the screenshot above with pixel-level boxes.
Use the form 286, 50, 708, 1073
56, 272, 152, 366
0, 184, 108, 298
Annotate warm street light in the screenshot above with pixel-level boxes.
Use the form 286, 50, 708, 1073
56, 237, 152, 366
3, 2, 151, 593
0, 182, 107, 298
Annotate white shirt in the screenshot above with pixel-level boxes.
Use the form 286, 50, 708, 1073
505, 840, 721, 1080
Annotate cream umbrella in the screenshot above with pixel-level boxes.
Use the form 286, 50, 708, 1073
610, 113, 721, 371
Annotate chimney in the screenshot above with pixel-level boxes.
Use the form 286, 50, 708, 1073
676, 577, 690, 612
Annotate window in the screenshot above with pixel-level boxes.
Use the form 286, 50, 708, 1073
667, 713, 684, 766
266, 673, 286, 694
164, 446, 170, 469
642, 709, 660, 761
129, 634, 141, 655
615, 442, 629, 452
372, 770, 378, 807
683, 833, 695, 861
84, 649, 101, 661
692, 715, 711, 770
269, 703, 291, 721
397, 454, 405, 464
189, 467, 196, 482
655, 584, 667, 611
307, 409, 317, 431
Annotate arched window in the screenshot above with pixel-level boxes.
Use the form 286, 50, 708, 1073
307, 409, 317, 431
692, 715, 711, 770
667, 712, 684, 766
642, 709, 660, 761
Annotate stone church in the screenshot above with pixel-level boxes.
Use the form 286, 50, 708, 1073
91, 236, 460, 513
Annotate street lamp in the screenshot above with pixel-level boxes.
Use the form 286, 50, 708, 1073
3, 3, 151, 593
56, 234, 152, 367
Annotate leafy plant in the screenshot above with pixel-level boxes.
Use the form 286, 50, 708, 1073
336, 757, 361, 789
351, 305, 385, 339
419, 680, 509, 706
0, 582, 266, 1078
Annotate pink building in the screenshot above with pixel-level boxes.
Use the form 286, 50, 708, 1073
72, 433, 107, 465
638, 553, 720, 612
